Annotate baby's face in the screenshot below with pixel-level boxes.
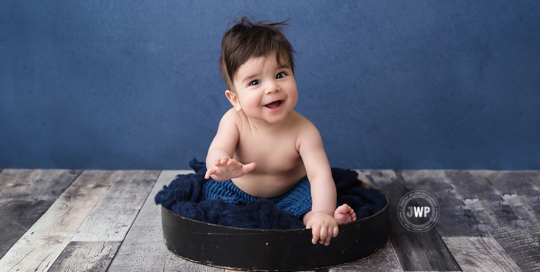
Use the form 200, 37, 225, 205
230, 52, 298, 124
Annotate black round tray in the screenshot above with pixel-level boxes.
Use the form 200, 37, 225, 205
161, 179, 389, 271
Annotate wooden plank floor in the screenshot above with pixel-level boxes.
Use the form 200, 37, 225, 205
0, 168, 538, 272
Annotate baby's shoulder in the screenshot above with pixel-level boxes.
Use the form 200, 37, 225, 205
216, 108, 242, 133
290, 111, 317, 132
220, 108, 241, 124
290, 113, 324, 152
290, 111, 321, 142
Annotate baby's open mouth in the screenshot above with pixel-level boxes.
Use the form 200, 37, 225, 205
264, 100, 283, 109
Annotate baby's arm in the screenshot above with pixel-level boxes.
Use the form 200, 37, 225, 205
205, 110, 256, 181
298, 122, 339, 245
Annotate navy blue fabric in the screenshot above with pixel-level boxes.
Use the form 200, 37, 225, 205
203, 176, 312, 218
155, 159, 387, 230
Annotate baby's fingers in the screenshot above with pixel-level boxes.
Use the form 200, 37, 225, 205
319, 226, 329, 245
323, 227, 334, 246
220, 158, 230, 165
213, 158, 227, 166
311, 226, 321, 245
204, 168, 215, 179
242, 162, 256, 174
333, 226, 339, 238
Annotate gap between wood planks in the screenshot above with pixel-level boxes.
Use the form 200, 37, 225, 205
0, 169, 82, 259
358, 169, 462, 271
1, 168, 538, 272
0, 170, 121, 271
50, 170, 161, 271
446, 170, 540, 271
398, 170, 524, 272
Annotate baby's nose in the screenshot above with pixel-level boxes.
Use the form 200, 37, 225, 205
265, 82, 280, 94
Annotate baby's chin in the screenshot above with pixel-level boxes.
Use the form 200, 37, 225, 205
244, 112, 289, 125
264, 111, 295, 124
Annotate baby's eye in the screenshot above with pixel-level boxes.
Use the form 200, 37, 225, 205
276, 72, 287, 79
249, 80, 261, 86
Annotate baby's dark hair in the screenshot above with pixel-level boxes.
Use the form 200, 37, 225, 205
220, 17, 296, 92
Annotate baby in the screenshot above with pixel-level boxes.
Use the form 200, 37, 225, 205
204, 17, 356, 246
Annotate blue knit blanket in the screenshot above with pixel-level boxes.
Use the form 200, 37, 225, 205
155, 159, 387, 230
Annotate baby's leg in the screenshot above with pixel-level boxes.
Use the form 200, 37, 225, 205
334, 204, 356, 225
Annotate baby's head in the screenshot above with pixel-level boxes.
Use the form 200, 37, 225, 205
220, 17, 296, 93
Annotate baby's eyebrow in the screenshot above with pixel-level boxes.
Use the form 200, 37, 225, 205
242, 73, 259, 84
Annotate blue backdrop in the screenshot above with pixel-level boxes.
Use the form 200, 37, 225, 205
1, 1, 539, 170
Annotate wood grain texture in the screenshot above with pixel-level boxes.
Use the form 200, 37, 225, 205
399, 170, 489, 237
49, 241, 121, 272
72, 170, 160, 241
0, 170, 120, 272
0, 169, 81, 259
489, 171, 540, 244
398, 170, 524, 271
503, 194, 540, 244
464, 199, 540, 272
442, 237, 522, 272
358, 170, 461, 272
447, 170, 540, 271
445, 170, 502, 201
486, 171, 540, 197
45, 171, 160, 271
0, 169, 42, 258
0, 169, 41, 195
328, 241, 403, 272
108, 170, 225, 272
0, 168, 537, 272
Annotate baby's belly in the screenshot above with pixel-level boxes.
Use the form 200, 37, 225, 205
232, 168, 307, 198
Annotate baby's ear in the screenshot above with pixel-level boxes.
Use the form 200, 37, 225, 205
225, 90, 242, 112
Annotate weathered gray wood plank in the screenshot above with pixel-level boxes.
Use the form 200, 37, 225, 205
488, 171, 540, 244
399, 170, 490, 237
0, 169, 81, 259
447, 170, 540, 272
0, 170, 120, 272
464, 198, 540, 272
47, 171, 160, 271
108, 170, 225, 272
503, 194, 540, 245
329, 241, 403, 272
48, 241, 121, 272
442, 237, 522, 272
72, 170, 161, 241
485, 171, 540, 197
399, 170, 524, 271
0, 169, 41, 195
358, 170, 461, 272
445, 170, 502, 201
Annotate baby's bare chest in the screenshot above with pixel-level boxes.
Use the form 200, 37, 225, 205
234, 133, 303, 174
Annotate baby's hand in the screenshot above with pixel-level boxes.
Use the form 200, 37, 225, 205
305, 212, 339, 246
204, 158, 256, 181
